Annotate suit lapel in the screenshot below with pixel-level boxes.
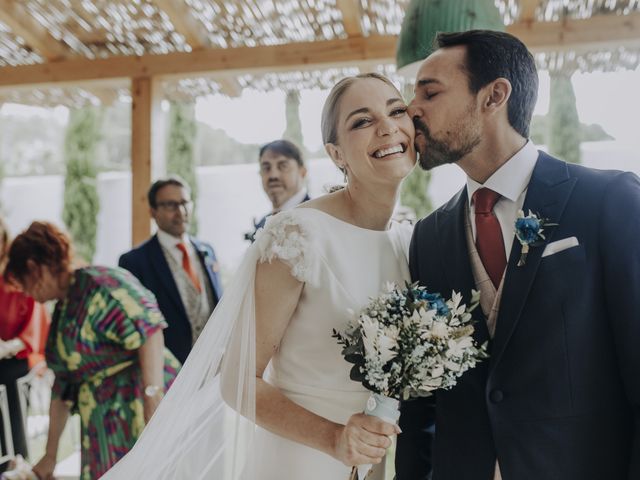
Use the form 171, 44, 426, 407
190, 237, 221, 302
437, 187, 491, 344
490, 153, 577, 371
148, 236, 188, 316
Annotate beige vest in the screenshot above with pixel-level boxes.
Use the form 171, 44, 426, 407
464, 205, 504, 480
162, 245, 216, 344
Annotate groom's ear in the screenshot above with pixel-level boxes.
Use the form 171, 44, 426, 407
482, 78, 512, 112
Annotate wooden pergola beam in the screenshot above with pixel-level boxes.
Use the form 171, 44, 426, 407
509, 12, 640, 53
130, 77, 165, 246
518, 0, 540, 25
336, 0, 364, 37
153, 0, 210, 49
0, 0, 67, 61
1, 13, 640, 89
0, 35, 396, 87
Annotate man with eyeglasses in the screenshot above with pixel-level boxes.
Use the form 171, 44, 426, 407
118, 176, 223, 364
246, 139, 310, 242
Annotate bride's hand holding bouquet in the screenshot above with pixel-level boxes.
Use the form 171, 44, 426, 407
333, 282, 488, 479
332, 410, 400, 471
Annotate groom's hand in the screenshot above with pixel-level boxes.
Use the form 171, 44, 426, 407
333, 413, 401, 467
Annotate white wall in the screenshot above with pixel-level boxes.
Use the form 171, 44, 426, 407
0, 157, 343, 273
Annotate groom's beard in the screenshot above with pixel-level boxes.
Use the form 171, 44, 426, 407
414, 118, 481, 171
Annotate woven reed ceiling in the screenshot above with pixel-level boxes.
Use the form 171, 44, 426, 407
0, 0, 639, 107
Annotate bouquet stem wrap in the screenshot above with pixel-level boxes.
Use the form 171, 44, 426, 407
352, 393, 400, 480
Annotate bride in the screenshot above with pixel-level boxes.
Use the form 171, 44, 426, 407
101, 72, 417, 479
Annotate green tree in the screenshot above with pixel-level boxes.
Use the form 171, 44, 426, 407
531, 114, 613, 146
548, 71, 581, 164
167, 101, 198, 234
401, 168, 433, 219
195, 122, 260, 166
283, 90, 304, 150
62, 107, 102, 263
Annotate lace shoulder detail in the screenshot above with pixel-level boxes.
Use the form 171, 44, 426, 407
254, 210, 320, 285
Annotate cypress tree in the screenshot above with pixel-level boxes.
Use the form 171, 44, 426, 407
283, 90, 304, 149
548, 70, 581, 164
62, 107, 101, 263
167, 101, 198, 234
401, 167, 433, 219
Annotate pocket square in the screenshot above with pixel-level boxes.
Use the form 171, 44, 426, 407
542, 236, 579, 257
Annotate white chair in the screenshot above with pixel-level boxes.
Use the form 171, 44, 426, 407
0, 384, 16, 469
16, 364, 57, 458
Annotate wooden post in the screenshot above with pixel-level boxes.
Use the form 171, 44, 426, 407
130, 76, 164, 246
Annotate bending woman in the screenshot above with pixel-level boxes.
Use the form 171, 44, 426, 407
4, 222, 180, 479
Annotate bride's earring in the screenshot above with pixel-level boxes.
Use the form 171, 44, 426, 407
342, 168, 348, 183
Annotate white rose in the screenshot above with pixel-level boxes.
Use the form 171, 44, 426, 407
430, 321, 449, 339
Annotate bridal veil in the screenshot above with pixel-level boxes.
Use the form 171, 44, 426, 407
101, 243, 261, 479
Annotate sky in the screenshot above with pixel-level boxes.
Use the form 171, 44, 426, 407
2, 67, 640, 153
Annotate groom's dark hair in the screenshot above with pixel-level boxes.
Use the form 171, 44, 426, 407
435, 30, 538, 138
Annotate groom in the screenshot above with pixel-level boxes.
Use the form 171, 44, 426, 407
395, 30, 640, 480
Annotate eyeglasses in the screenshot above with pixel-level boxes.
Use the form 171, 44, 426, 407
155, 200, 193, 212
259, 159, 297, 174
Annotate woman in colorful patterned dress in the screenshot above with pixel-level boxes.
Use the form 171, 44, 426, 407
3, 221, 180, 480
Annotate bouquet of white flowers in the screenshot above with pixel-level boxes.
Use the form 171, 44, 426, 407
333, 282, 488, 479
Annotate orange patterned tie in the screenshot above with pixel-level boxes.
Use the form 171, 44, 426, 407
473, 188, 507, 289
176, 242, 202, 292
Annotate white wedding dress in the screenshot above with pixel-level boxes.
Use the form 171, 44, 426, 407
254, 209, 412, 479
101, 208, 411, 480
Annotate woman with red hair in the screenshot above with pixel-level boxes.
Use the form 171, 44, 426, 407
3, 221, 180, 480
0, 216, 50, 472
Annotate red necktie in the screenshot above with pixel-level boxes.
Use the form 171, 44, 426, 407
176, 243, 202, 292
473, 188, 506, 289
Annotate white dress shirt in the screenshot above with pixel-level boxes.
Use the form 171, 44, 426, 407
157, 229, 214, 342
466, 141, 539, 259
158, 229, 193, 266
157, 229, 206, 286
276, 187, 308, 213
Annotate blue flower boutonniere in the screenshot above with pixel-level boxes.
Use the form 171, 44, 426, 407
515, 210, 558, 267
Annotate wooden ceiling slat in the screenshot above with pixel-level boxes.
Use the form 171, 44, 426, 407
510, 11, 640, 52
152, 0, 210, 49
215, 75, 243, 97
336, 0, 364, 37
88, 87, 121, 105
518, 0, 540, 24
0, 0, 68, 60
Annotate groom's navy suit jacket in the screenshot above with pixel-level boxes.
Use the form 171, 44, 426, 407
118, 235, 222, 364
396, 152, 640, 480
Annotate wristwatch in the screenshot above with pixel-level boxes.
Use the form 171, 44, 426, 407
144, 385, 162, 397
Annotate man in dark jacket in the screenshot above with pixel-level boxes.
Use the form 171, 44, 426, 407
119, 176, 223, 364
